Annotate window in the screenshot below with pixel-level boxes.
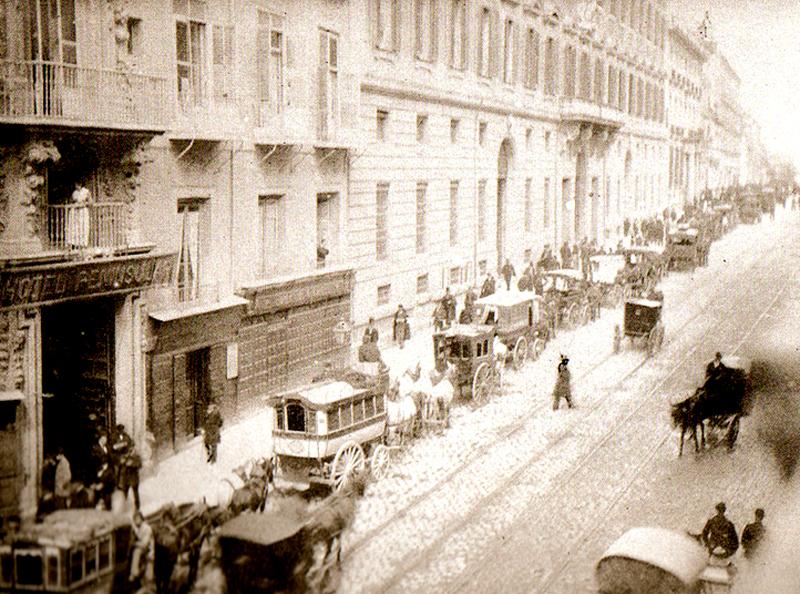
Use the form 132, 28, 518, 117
525, 128, 532, 150
177, 198, 206, 302
607, 64, 616, 106
579, 51, 590, 100
524, 28, 539, 89
186, 348, 211, 437
374, 0, 400, 52
449, 266, 461, 286
175, 1, 207, 107
502, 18, 514, 84
377, 284, 391, 305
25, 0, 78, 65
544, 37, 557, 96
376, 109, 388, 140
449, 180, 459, 245
259, 194, 284, 277
376, 183, 389, 260
544, 131, 551, 151
257, 11, 284, 118
126, 18, 143, 56
416, 181, 427, 253
212, 23, 234, 101
479, 259, 487, 275
414, 0, 437, 61
619, 70, 627, 111
594, 58, 604, 104
478, 179, 487, 241
318, 30, 340, 140
450, 118, 460, 143
416, 114, 428, 143
478, 7, 492, 77
417, 274, 429, 294
563, 45, 575, 98
543, 177, 551, 228
478, 121, 487, 146
449, 0, 467, 69
628, 73, 634, 115
316, 192, 338, 267
524, 248, 532, 262
524, 178, 532, 232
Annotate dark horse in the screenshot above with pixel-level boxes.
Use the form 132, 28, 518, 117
671, 390, 707, 456
671, 386, 744, 457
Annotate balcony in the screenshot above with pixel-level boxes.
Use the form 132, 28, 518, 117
171, 89, 246, 140
560, 97, 625, 129
0, 60, 168, 132
44, 202, 130, 254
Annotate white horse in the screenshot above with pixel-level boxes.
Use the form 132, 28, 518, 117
386, 378, 418, 446
425, 363, 455, 430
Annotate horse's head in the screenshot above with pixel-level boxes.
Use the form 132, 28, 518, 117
670, 394, 698, 428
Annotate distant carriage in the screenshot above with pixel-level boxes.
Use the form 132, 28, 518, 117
613, 297, 665, 356
472, 290, 549, 369
589, 254, 626, 307
0, 510, 131, 594
596, 527, 733, 594
621, 245, 667, 294
666, 228, 705, 270
433, 323, 502, 404
541, 269, 592, 329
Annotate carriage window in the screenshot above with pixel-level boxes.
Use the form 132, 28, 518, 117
353, 398, 365, 423
366, 396, 376, 418
286, 403, 306, 432
98, 538, 111, 572
483, 339, 489, 354
70, 547, 84, 584
14, 551, 44, 586
375, 394, 385, 413
340, 402, 353, 427
84, 544, 97, 577
45, 549, 61, 587
461, 342, 471, 358
327, 409, 340, 431
275, 406, 285, 430
476, 341, 483, 357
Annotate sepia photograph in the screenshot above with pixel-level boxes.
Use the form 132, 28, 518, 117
0, 0, 798, 592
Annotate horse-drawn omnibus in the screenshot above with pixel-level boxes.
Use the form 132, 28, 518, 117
472, 291, 548, 368
0, 510, 131, 594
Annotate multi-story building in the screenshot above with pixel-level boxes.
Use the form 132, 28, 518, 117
666, 19, 706, 209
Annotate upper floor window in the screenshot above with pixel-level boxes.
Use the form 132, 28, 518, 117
257, 11, 283, 117
175, 1, 207, 107
416, 181, 428, 253
26, 0, 77, 64
524, 178, 532, 233
259, 194, 284, 277
524, 28, 540, 90
449, 180, 460, 246
502, 18, 515, 84
478, 121, 487, 146
414, 0, 437, 62
450, 118, 460, 143
449, 0, 467, 69
318, 30, 339, 140
177, 197, 207, 302
578, 51, 590, 100
544, 37, 557, 96
126, 18, 143, 57
316, 192, 339, 268
607, 64, 616, 106
477, 179, 487, 241
373, 0, 401, 52
376, 183, 389, 260
211, 24, 234, 101
416, 114, 428, 143
376, 109, 389, 140
563, 45, 575, 99
594, 58, 604, 104
478, 7, 493, 78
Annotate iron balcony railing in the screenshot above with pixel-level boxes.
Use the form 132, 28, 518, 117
0, 60, 168, 130
45, 202, 128, 252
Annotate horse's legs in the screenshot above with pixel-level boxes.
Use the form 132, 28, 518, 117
678, 428, 685, 457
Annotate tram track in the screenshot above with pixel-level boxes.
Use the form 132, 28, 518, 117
349, 224, 794, 594
341, 224, 783, 574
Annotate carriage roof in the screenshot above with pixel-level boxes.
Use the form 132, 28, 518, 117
541, 268, 584, 280
625, 298, 663, 309
720, 355, 750, 373
475, 290, 540, 307
670, 228, 699, 238
622, 245, 665, 256
264, 380, 370, 410
13, 510, 130, 548
598, 527, 708, 586
434, 323, 495, 339
218, 510, 305, 547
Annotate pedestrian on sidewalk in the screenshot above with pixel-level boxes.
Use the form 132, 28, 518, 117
741, 508, 766, 559
501, 259, 516, 291
203, 403, 223, 464
392, 304, 410, 349
363, 317, 379, 344
113, 424, 142, 511
552, 355, 574, 410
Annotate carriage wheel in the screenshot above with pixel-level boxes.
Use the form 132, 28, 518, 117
726, 415, 741, 450
472, 363, 491, 404
330, 441, 366, 491
530, 338, 545, 361
369, 444, 391, 480
580, 303, 591, 325
565, 303, 579, 328
512, 337, 529, 370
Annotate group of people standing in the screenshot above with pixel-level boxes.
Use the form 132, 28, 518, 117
701, 501, 766, 561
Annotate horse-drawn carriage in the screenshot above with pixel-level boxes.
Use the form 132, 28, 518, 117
622, 245, 667, 293
613, 297, 665, 356
666, 228, 705, 270
541, 269, 592, 329
472, 291, 549, 369
433, 323, 501, 404
0, 509, 132, 593
671, 357, 751, 456
596, 527, 733, 594
589, 254, 626, 308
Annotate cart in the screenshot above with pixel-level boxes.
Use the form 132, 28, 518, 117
541, 269, 591, 329
613, 297, 665, 356
666, 228, 703, 270
596, 526, 733, 594
265, 374, 388, 493
433, 323, 501, 404
701, 356, 751, 450
0, 510, 132, 594
589, 254, 626, 307
473, 291, 548, 369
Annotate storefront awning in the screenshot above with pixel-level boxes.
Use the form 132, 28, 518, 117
148, 295, 249, 322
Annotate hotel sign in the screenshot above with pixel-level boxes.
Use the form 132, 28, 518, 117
0, 252, 177, 309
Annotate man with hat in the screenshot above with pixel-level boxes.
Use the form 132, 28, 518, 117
701, 502, 739, 558
552, 355, 574, 410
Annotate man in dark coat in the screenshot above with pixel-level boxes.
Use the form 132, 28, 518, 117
480, 274, 496, 298
92, 432, 115, 510
363, 317, 379, 344
500, 259, 516, 291
559, 242, 572, 269
741, 508, 765, 559
112, 424, 141, 510
392, 304, 410, 348
702, 502, 739, 558
464, 285, 477, 313
442, 287, 456, 325
203, 403, 223, 464
552, 355, 574, 410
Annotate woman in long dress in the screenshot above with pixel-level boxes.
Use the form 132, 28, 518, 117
68, 181, 91, 248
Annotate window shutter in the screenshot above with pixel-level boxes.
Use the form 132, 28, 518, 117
257, 28, 269, 102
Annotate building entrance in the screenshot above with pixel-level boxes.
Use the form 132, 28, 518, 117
41, 298, 116, 483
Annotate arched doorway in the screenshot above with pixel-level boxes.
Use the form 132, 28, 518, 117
497, 138, 513, 269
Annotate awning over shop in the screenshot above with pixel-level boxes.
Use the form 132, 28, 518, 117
148, 295, 249, 322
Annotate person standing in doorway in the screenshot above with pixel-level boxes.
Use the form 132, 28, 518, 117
552, 355, 574, 410
54, 449, 74, 510
203, 403, 223, 464
113, 424, 142, 511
